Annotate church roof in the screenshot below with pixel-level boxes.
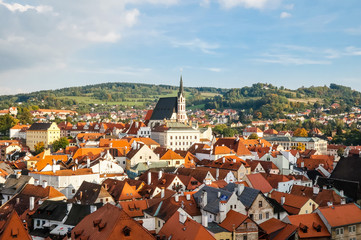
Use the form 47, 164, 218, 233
150, 97, 178, 120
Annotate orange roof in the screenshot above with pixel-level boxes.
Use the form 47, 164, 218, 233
260, 218, 297, 240
118, 200, 149, 218
246, 173, 273, 193
213, 146, 235, 155
32, 168, 94, 176
317, 203, 361, 227
270, 191, 313, 215
10, 124, 31, 130
33, 155, 68, 171
76, 132, 105, 141
0, 211, 32, 240
72, 148, 105, 159
71, 204, 155, 240
158, 211, 215, 240
219, 210, 249, 231
99, 139, 131, 148
144, 110, 153, 121
287, 213, 330, 238
160, 149, 184, 160
20, 184, 65, 199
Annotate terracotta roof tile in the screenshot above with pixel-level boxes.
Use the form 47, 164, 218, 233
317, 203, 361, 227
287, 213, 331, 238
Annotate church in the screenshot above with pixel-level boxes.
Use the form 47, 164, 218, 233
147, 76, 188, 128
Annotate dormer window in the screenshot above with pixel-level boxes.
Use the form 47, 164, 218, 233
123, 226, 131, 236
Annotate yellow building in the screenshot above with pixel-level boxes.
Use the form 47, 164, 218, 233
26, 122, 60, 151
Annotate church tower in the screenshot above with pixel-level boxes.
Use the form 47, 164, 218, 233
177, 75, 187, 123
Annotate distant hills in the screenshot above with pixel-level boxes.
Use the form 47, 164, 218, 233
0, 82, 360, 117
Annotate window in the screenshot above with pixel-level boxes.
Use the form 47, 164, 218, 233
72, 189, 75, 194
259, 214, 262, 220
243, 236, 247, 240
349, 225, 356, 233
234, 204, 236, 209
140, 156, 142, 159
266, 212, 269, 219
249, 214, 253, 220
259, 201, 263, 207
336, 227, 344, 235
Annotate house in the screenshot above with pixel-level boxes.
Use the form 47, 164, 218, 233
151, 122, 201, 151
0, 211, 32, 240
243, 173, 273, 194
222, 183, 274, 224
0, 173, 34, 205
193, 185, 245, 223
259, 218, 298, 240
154, 147, 185, 167
71, 181, 115, 205
214, 137, 254, 159
314, 203, 361, 240
101, 179, 142, 202
284, 213, 331, 239
158, 211, 215, 240
176, 167, 236, 184
71, 203, 155, 239
126, 143, 160, 170
9, 124, 31, 139
29, 169, 100, 199
243, 127, 264, 138
144, 194, 201, 233
269, 191, 319, 215
218, 210, 263, 240
26, 122, 61, 151
290, 185, 343, 207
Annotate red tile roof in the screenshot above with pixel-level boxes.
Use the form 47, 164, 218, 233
71, 203, 155, 240
0, 211, 32, 240
259, 218, 297, 240
246, 173, 273, 193
158, 211, 215, 240
317, 203, 361, 227
287, 213, 330, 239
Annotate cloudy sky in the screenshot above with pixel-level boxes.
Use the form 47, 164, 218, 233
0, 0, 361, 95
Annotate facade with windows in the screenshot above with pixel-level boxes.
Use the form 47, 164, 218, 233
26, 122, 61, 151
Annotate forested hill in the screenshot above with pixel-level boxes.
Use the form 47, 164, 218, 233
0, 82, 360, 116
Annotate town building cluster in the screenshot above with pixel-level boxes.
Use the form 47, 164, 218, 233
0, 78, 360, 240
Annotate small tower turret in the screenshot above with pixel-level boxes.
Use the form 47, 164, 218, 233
177, 75, 187, 123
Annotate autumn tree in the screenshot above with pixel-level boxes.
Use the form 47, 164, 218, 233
293, 128, 308, 137
0, 114, 18, 136
34, 142, 45, 155
248, 133, 259, 139
52, 137, 69, 152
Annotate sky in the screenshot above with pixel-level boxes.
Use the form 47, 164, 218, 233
0, 0, 361, 95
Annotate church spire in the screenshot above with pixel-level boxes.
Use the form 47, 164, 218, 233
179, 75, 184, 96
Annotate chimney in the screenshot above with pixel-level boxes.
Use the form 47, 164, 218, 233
158, 170, 163, 180
341, 198, 346, 205
90, 205, 97, 213
52, 159, 56, 165
217, 191, 221, 198
67, 203, 72, 212
233, 158, 236, 163
186, 194, 191, 201
179, 212, 187, 223
237, 184, 244, 195
201, 213, 208, 228
216, 168, 219, 180
52, 165, 56, 174
222, 157, 225, 163
339, 190, 344, 197
16, 172, 21, 179
148, 171, 152, 185
313, 186, 320, 195
280, 196, 285, 205
29, 197, 35, 211
16, 198, 20, 204
175, 194, 179, 202
161, 187, 165, 198
34, 179, 40, 186
75, 159, 78, 165
219, 201, 227, 222
327, 202, 333, 207
87, 158, 90, 168
42, 180, 48, 188
201, 191, 207, 208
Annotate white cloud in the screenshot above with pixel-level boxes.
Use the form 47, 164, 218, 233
0, 0, 52, 13
171, 38, 219, 54
205, 67, 223, 72
345, 26, 361, 35
345, 46, 361, 56
255, 53, 331, 65
217, 0, 282, 10
125, 9, 140, 27
200, 0, 211, 7
280, 11, 291, 19
284, 4, 294, 10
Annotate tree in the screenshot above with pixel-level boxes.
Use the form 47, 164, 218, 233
52, 137, 69, 152
34, 142, 45, 155
0, 114, 18, 136
337, 147, 345, 157
248, 133, 259, 139
293, 128, 308, 137
17, 107, 33, 124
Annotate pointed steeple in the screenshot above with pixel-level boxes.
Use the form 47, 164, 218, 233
178, 75, 184, 96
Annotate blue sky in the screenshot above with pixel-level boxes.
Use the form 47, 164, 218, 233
0, 0, 361, 95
